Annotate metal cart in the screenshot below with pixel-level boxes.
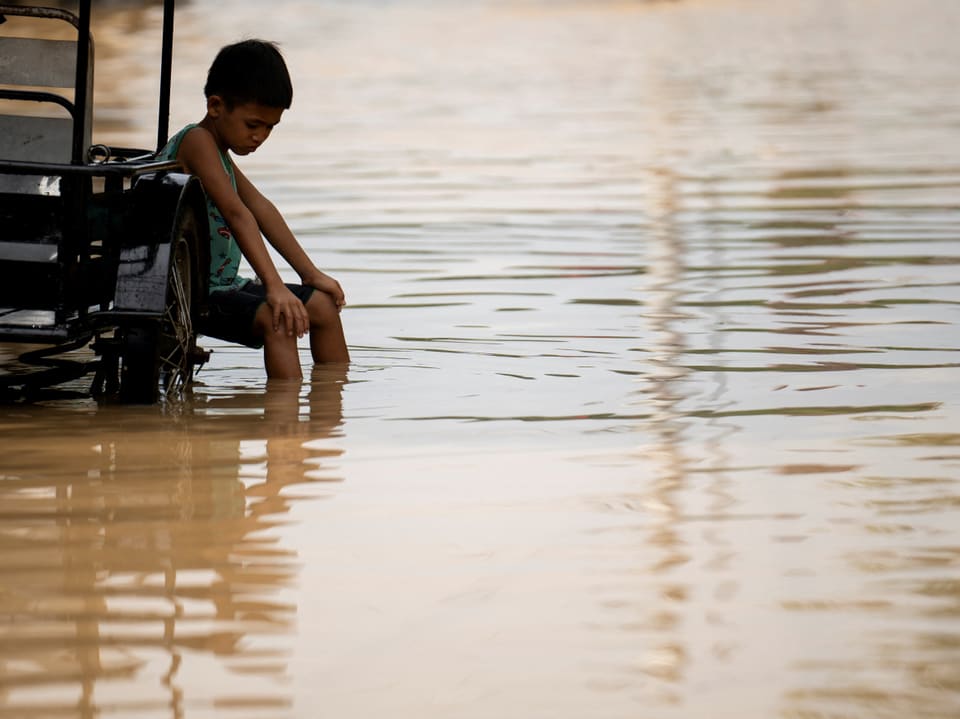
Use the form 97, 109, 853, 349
0, 0, 209, 403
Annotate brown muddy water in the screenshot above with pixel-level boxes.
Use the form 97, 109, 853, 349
2, 0, 960, 717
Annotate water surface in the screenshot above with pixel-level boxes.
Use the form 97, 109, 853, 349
2, 0, 959, 717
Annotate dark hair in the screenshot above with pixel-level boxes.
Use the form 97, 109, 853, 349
204, 39, 293, 109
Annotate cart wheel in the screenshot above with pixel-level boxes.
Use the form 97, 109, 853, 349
118, 204, 202, 403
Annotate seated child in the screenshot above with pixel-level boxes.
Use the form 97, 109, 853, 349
159, 39, 348, 379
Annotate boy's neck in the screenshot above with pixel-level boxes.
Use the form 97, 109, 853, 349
198, 116, 228, 154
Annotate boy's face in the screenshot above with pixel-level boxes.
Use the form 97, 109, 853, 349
208, 97, 284, 156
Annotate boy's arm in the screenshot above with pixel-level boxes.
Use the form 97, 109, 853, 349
176, 127, 311, 337
234, 163, 346, 308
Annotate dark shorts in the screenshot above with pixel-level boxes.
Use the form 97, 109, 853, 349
201, 280, 315, 349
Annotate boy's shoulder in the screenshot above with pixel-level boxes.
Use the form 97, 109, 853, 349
159, 123, 205, 161
171, 125, 234, 176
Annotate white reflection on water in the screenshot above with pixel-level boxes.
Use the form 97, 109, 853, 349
2, 0, 960, 717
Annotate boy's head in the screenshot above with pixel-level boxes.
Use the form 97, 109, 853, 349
204, 39, 293, 110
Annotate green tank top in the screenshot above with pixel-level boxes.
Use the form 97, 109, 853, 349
158, 124, 245, 292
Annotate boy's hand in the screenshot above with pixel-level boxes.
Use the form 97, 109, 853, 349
265, 283, 309, 337
304, 271, 346, 311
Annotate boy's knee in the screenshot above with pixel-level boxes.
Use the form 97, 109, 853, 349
253, 304, 296, 346
307, 292, 339, 326
252, 304, 274, 336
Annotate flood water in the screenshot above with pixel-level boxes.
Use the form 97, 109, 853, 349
2, 0, 960, 716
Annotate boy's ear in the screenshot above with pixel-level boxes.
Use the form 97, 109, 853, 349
206, 95, 226, 117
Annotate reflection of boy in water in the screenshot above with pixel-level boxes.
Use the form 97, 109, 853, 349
0, 369, 347, 714
158, 40, 348, 379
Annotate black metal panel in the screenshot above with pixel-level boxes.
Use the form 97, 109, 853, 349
0, 193, 64, 310
113, 172, 206, 315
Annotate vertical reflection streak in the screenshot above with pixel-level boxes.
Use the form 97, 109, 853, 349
637, 164, 691, 693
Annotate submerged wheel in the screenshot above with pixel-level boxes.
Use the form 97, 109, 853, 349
118, 202, 204, 403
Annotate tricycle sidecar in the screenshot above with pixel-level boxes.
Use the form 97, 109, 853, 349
0, 0, 209, 403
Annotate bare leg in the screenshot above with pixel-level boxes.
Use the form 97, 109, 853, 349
306, 291, 349, 364
254, 303, 303, 380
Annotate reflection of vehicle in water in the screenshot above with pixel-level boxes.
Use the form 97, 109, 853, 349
0, 0, 208, 403
0, 368, 346, 717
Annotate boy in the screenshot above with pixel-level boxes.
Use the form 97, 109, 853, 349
159, 39, 348, 379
